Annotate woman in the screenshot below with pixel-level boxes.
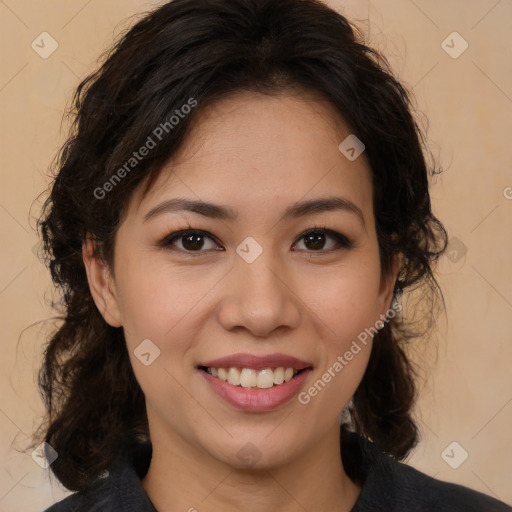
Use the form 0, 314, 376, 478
34, 0, 511, 510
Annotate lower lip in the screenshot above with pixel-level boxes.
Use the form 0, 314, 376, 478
199, 368, 312, 412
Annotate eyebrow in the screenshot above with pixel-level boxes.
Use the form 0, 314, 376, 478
143, 196, 365, 227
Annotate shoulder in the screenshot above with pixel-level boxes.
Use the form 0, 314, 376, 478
42, 477, 112, 512
386, 459, 511, 511
345, 432, 511, 512
42, 440, 155, 512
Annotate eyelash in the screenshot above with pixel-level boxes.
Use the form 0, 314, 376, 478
157, 225, 353, 257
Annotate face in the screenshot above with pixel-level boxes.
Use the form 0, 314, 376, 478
84, 90, 398, 470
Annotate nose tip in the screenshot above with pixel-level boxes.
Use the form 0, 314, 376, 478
216, 261, 301, 336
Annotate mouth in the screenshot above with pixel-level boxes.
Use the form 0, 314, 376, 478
198, 363, 313, 412
198, 366, 310, 389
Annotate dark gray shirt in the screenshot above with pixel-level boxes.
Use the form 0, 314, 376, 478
44, 433, 511, 511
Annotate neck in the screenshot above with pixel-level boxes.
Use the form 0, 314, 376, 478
141, 423, 361, 512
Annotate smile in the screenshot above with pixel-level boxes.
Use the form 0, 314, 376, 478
200, 366, 305, 389
198, 366, 312, 412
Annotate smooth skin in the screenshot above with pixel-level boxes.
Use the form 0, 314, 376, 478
83, 89, 399, 512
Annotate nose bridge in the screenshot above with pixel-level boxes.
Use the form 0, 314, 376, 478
237, 248, 286, 313
218, 244, 301, 336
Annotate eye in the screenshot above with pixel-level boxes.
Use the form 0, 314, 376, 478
292, 227, 353, 253
158, 229, 223, 255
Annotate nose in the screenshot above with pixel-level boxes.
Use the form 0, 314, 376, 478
216, 250, 302, 337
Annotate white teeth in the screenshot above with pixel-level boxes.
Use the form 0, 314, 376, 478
284, 368, 294, 382
239, 368, 257, 388
256, 368, 274, 389
273, 367, 284, 385
205, 366, 303, 388
227, 367, 240, 386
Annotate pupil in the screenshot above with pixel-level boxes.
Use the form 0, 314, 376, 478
305, 233, 325, 250
183, 234, 204, 250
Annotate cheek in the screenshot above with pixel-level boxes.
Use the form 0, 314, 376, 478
113, 255, 203, 344
301, 257, 383, 341
296, 263, 380, 415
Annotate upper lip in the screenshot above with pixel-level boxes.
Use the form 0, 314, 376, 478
198, 353, 312, 371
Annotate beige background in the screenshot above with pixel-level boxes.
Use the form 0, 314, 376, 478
0, 0, 511, 510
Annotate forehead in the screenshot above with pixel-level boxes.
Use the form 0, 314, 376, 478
128, 90, 373, 221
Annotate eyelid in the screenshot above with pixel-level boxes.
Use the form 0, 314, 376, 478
293, 226, 353, 250
157, 228, 221, 253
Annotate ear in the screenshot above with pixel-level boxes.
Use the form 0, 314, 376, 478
82, 238, 123, 327
376, 251, 401, 317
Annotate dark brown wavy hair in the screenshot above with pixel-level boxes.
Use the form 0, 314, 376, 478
33, 0, 448, 492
